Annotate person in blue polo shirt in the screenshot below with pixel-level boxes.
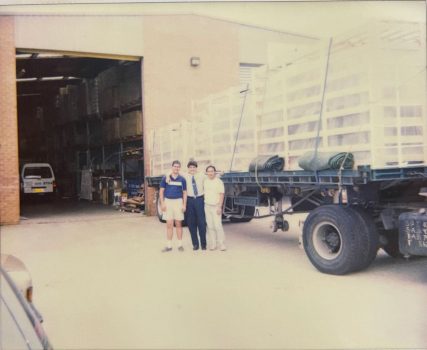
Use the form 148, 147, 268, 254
159, 160, 187, 252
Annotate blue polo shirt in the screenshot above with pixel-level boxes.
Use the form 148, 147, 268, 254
160, 174, 187, 199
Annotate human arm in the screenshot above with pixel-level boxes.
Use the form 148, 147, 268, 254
216, 179, 225, 215
182, 177, 187, 212
216, 192, 224, 215
199, 172, 207, 193
159, 176, 167, 212
182, 191, 187, 213
159, 187, 166, 212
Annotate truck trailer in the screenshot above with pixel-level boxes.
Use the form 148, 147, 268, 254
147, 164, 427, 275
147, 20, 426, 275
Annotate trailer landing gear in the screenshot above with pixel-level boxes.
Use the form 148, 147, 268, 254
272, 214, 289, 232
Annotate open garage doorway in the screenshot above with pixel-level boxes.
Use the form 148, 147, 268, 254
16, 50, 144, 221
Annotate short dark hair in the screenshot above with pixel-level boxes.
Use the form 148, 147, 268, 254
206, 165, 216, 172
187, 160, 198, 168
172, 160, 181, 167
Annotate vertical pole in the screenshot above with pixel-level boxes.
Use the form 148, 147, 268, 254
76, 150, 80, 197
230, 84, 250, 172
102, 145, 105, 173
86, 120, 91, 169
120, 142, 124, 184
313, 38, 333, 162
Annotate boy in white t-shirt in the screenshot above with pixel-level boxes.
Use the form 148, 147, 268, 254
204, 165, 226, 251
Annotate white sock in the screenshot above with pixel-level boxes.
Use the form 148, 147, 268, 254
177, 240, 183, 247
166, 240, 172, 248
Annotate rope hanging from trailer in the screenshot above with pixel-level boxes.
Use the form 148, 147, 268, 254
313, 38, 333, 172
255, 67, 271, 190
309, 38, 354, 200
229, 84, 250, 172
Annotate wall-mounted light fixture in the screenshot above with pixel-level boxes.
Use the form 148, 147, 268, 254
190, 57, 200, 67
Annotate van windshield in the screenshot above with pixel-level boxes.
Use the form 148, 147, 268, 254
24, 167, 53, 179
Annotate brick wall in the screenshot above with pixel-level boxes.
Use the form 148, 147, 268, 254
0, 16, 20, 225
142, 15, 240, 215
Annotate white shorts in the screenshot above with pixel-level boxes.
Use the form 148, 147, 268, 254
162, 198, 184, 221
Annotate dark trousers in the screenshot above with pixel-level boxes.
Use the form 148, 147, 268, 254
186, 196, 207, 248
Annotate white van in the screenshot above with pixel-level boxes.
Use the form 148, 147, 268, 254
21, 163, 56, 196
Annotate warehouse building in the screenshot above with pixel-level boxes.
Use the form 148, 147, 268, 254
0, 13, 318, 224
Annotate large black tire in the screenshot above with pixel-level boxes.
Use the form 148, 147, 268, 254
381, 229, 404, 258
343, 206, 379, 271
303, 205, 369, 275
229, 192, 256, 223
156, 195, 166, 223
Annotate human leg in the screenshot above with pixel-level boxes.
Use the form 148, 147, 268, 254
164, 198, 174, 237
196, 197, 207, 249
213, 210, 226, 250
176, 220, 183, 240
186, 198, 199, 249
205, 205, 217, 249
175, 220, 184, 251
162, 198, 183, 252
166, 220, 174, 240
168, 199, 184, 251
161, 220, 174, 252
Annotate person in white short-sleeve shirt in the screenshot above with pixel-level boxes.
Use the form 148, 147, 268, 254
204, 165, 226, 251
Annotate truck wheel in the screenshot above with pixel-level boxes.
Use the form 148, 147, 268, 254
229, 192, 256, 223
381, 230, 404, 258
343, 207, 379, 271
303, 205, 364, 275
156, 195, 166, 223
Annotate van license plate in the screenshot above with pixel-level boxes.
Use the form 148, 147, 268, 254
33, 188, 44, 193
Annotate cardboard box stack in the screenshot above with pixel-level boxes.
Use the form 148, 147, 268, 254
120, 110, 143, 139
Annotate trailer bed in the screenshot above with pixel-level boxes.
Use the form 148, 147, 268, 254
146, 165, 427, 187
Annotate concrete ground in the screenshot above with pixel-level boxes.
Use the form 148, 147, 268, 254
2, 200, 427, 349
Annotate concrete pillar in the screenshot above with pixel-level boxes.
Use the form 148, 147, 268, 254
0, 16, 19, 225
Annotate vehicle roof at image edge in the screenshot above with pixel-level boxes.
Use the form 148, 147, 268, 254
1, 267, 52, 350
22, 163, 53, 168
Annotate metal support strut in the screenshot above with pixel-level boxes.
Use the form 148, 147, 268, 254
272, 199, 290, 232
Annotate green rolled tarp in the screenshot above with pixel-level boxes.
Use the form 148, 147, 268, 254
298, 151, 354, 171
249, 155, 285, 172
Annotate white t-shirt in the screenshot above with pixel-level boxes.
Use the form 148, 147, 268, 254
204, 177, 225, 205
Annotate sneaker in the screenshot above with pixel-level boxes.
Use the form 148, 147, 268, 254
220, 244, 227, 251
210, 246, 217, 251
161, 247, 172, 253
178, 246, 184, 252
